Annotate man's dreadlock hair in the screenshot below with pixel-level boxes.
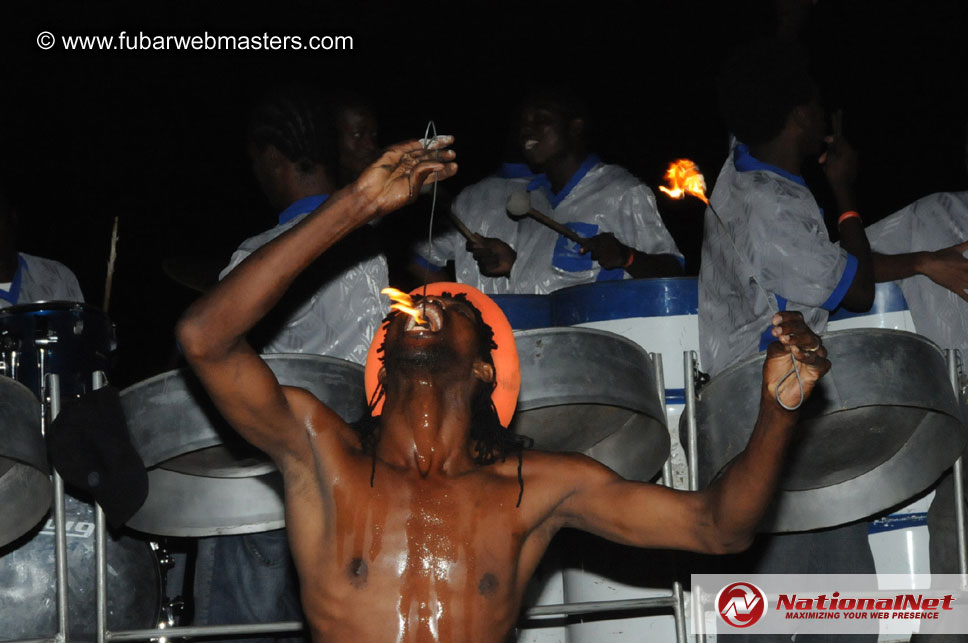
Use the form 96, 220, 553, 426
354, 292, 533, 505
246, 84, 338, 175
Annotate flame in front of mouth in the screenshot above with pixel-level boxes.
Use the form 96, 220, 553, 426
658, 159, 709, 205
381, 287, 427, 326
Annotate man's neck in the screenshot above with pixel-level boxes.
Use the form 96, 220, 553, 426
748, 138, 803, 177
543, 150, 586, 194
377, 375, 478, 477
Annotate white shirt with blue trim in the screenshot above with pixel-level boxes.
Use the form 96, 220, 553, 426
699, 144, 857, 376
510, 156, 681, 295
866, 191, 968, 357
220, 195, 388, 365
0, 253, 84, 308
417, 163, 532, 294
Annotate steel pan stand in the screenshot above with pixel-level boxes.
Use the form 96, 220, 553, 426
652, 352, 688, 643
948, 349, 968, 584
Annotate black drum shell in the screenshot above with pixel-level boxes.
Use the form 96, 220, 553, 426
0, 494, 160, 640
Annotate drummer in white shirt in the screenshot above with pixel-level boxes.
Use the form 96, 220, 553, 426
425, 88, 684, 295
699, 39, 968, 642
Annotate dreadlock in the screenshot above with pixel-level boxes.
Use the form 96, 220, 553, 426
246, 84, 338, 175
352, 292, 533, 506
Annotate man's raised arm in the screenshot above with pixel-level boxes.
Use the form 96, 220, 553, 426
553, 311, 829, 554
176, 140, 457, 461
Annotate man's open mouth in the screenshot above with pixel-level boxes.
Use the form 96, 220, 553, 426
523, 139, 539, 151
405, 301, 443, 333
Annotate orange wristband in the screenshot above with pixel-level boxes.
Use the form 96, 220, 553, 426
838, 210, 862, 226
623, 248, 635, 269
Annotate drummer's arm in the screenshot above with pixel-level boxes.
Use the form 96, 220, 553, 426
555, 313, 830, 553
176, 141, 457, 459
579, 233, 682, 278
872, 244, 968, 302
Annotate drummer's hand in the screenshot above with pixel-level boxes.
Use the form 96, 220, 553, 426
819, 111, 858, 196
918, 241, 968, 303
580, 233, 630, 270
353, 138, 457, 219
763, 311, 831, 409
467, 235, 516, 277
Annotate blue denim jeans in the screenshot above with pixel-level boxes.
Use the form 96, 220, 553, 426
193, 529, 307, 643
715, 521, 878, 643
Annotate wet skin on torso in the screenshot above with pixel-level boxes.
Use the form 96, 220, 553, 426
279, 404, 570, 643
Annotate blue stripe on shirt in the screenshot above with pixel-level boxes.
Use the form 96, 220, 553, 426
822, 253, 859, 311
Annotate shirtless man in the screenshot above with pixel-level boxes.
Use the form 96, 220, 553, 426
177, 137, 831, 642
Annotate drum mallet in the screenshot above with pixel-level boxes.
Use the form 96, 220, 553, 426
445, 207, 481, 244
506, 191, 588, 248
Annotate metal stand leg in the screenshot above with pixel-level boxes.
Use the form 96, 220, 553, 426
652, 352, 687, 643
46, 374, 70, 643
947, 349, 968, 586
672, 580, 686, 643
91, 371, 108, 643
684, 351, 699, 492
651, 353, 674, 487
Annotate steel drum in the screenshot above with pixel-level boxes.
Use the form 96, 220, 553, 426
0, 377, 51, 547
120, 354, 366, 537
490, 294, 554, 330
511, 328, 669, 481
0, 494, 160, 640
0, 301, 115, 399
827, 281, 916, 332
687, 329, 966, 532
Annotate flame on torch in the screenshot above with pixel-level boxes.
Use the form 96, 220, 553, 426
381, 287, 427, 326
658, 159, 709, 205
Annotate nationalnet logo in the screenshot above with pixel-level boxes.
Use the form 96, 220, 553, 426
694, 575, 968, 636
717, 582, 768, 628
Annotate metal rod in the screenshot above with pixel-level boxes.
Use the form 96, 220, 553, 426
948, 349, 968, 584
651, 352, 673, 487
672, 580, 686, 643
525, 595, 678, 617
48, 374, 69, 642
91, 371, 108, 643
95, 504, 107, 643
684, 351, 699, 491
694, 581, 707, 641
108, 622, 305, 641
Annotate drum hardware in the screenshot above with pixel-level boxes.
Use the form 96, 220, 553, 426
684, 350, 700, 492
947, 349, 968, 581
152, 541, 187, 632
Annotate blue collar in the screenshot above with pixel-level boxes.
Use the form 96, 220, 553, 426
527, 154, 601, 209
0, 255, 26, 305
496, 162, 533, 179
733, 143, 807, 187
278, 194, 329, 226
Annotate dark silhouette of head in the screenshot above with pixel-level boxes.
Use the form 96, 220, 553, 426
246, 84, 338, 209
329, 90, 380, 185
717, 39, 816, 146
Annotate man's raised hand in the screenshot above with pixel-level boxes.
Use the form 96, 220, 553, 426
763, 311, 831, 409
353, 138, 458, 218
920, 240, 968, 303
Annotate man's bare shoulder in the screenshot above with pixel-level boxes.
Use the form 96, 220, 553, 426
281, 385, 363, 450
489, 449, 621, 506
